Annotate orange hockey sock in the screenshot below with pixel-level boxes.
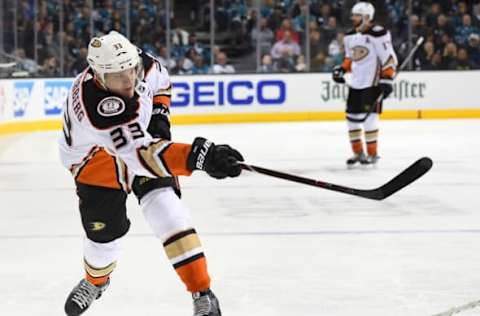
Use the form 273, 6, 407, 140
164, 229, 211, 292
365, 129, 379, 156
84, 259, 116, 286
349, 129, 364, 154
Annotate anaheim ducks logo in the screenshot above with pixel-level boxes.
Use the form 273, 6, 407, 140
91, 39, 102, 48
351, 45, 370, 62
89, 222, 106, 231
97, 96, 126, 117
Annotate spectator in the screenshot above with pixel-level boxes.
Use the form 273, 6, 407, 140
171, 57, 189, 75
275, 19, 300, 43
328, 32, 345, 66
251, 18, 275, 56
274, 52, 296, 72
190, 55, 210, 74
312, 2, 333, 27
426, 2, 443, 26
433, 14, 455, 49
267, 4, 286, 31
418, 40, 436, 70
14, 48, 39, 75
467, 33, 480, 68
452, 47, 473, 70
452, 1, 469, 28
39, 55, 59, 77
295, 54, 307, 72
455, 14, 479, 45
186, 33, 207, 60
322, 16, 338, 44
212, 52, 236, 74
309, 30, 328, 59
157, 46, 176, 71
271, 30, 301, 59
310, 51, 331, 72
442, 42, 458, 69
71, 48, 88, 75
292, 4, 309, 33
171, 25, 190, 47
258, 54, 274, 72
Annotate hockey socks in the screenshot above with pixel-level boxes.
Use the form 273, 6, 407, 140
163, 228, 211, 292
84, 259, 115, 286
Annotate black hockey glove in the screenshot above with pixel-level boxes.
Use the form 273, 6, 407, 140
187, 137, 244, 179
379, 79, 393, 99
147, 103, 171, 140
332, 65, 346, 84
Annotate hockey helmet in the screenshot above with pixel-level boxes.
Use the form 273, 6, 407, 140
351, 2, 375, 21
87, 31, 141, 84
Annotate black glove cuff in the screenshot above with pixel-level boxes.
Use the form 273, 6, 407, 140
187, 137, 214, 171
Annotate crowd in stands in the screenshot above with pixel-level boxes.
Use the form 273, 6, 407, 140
4, 0, 480, 77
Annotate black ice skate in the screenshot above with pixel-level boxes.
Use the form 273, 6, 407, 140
192, 289, 222, 316
346, 152, 368, 167
64, 279, 109, 316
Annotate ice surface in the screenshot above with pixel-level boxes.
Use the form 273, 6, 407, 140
0, 120, 479, 316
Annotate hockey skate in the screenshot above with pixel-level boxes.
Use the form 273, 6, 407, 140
364, 155, 380, 165
192, 289, 222, 316
64, 279, 109, 316
346, 152, 368, 167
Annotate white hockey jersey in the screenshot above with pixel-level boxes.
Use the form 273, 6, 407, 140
58, 53, 191, 192
342, 25, 398, 89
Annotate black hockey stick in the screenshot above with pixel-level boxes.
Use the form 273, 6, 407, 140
347, 36, 425, 123
239, 157, 432, 200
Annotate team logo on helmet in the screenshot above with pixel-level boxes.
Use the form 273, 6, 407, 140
91, 39, 102, 48
97, 97, 126, 117
351, 45, 370, 62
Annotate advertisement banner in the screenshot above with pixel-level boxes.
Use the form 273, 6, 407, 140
0, 71, 479, 126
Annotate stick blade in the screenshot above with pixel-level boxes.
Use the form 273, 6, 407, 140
373, 157, 433, 200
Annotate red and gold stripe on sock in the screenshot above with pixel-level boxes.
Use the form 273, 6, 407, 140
84, 259, 116, 286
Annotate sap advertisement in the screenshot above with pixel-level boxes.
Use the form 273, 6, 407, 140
1, 71, 480, 123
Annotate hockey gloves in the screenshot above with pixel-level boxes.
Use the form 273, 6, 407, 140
188, 137, 244, 179
147, 104, 171, 140
332, 65, 346, 84
379, 79, 393, 99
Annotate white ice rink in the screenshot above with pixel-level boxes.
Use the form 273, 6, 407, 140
0, 119, 479, 316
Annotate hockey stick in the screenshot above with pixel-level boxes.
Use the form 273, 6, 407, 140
239, 157, 432, 200
347, 36, 425, 123
431, 299, 480, 316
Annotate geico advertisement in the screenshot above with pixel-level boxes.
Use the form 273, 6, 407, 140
1, 71, 480, 122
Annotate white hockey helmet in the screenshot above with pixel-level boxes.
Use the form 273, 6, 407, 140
351, 2, 375, 21
87, 31, 141, 83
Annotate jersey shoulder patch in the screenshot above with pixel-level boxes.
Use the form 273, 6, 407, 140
366, 25, 388, 37
82, 69, 140, 130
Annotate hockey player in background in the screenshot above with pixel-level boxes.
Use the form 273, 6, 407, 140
59, 31, 243, 316
332, 2, 398, 166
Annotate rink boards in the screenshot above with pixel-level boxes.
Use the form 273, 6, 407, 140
1, 71, 480, 134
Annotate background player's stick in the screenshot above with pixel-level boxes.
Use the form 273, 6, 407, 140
239, 157, 432, 200
347, 36, 425, 123
431, 298, 480, 316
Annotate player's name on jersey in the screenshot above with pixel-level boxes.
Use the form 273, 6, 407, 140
320, 79, 427, 102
